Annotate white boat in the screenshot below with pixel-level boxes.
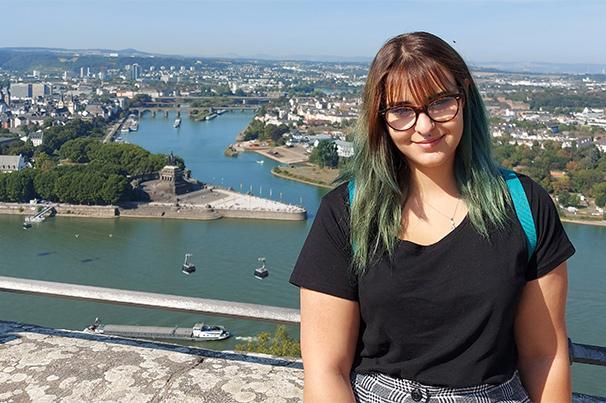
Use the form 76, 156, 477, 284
173, 118, 182, 128
25, 215, 45, 223
256, 160, 264, 164
192, 323, 230, 340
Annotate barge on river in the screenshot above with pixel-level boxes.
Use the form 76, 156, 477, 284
84, 319, 230, 341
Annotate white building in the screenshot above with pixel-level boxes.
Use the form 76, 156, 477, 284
334, 140, 354, 158
0, 154, 26, 173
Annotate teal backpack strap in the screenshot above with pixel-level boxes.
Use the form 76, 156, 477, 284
499, 168, 537, 261
348, 179, 356, 207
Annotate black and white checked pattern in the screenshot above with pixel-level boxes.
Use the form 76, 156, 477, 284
351, 371, 531, 403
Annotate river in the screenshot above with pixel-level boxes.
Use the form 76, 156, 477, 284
0, 111, 604, 395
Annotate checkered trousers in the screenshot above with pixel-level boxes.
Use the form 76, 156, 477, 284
351, 370, 531, 403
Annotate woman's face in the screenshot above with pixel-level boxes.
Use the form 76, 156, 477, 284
383, 71, 464, 173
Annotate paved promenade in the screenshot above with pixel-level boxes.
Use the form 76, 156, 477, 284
0, 321, 303, 402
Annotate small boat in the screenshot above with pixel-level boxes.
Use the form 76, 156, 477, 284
181, 253, 196, 274
120, 126, 130, 134
25, 215, 45, 224
256, 160, 264, 164
23, 221, 32, 229
192, 323, 230, 340
254, 257, 269, 279
173, 118, 182, 128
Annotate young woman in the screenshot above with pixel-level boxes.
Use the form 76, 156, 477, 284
290, 32, 575, 402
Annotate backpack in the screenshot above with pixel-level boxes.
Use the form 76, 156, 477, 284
347, 168, 537, 261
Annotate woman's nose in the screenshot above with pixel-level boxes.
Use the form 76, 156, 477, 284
415, 112, 435, 134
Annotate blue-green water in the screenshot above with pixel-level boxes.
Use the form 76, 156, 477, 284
0, 111, 604, 396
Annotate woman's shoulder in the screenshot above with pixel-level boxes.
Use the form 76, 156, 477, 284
323, 182, 351, 204
318, 182, 351, 214
510, 172, 554, 208
312, 182, 352, 236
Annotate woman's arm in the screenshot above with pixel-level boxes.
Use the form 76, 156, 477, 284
515, 262, 571, 403
300, 287, 360, 402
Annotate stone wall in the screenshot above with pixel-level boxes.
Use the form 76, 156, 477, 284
217, 208, 307, 221
119, 203, 222, 220
0, 203, 118, 218
0, 202, 306, 221
0, 320, 303, 402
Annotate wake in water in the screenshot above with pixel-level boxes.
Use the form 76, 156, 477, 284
234, 336, 259, 342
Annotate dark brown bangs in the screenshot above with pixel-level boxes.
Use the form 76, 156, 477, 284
384, 58, 457, 108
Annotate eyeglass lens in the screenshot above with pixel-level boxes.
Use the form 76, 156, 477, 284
385, 96, 459, 130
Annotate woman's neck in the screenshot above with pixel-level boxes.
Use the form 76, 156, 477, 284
408, 164, 459, 199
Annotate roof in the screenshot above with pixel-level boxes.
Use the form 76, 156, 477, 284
0, 155, 24, 165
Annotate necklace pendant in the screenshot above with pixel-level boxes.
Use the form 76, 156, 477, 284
450, 218, 456, 230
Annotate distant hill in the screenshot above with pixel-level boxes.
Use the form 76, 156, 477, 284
470, 61, 606, 75
0, 47, 205, 73
1, 47, 604, 75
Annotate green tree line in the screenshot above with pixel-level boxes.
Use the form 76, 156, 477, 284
0, 119, 182, 204
234, 325, 301, 358
494, 137, 606, 207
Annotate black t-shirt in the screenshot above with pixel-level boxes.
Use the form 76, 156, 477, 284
289, 173, 575, 388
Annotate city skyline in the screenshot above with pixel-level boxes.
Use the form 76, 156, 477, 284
1, 0, 604, 65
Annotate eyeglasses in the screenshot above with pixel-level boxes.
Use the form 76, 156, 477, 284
380, 92, 464, 131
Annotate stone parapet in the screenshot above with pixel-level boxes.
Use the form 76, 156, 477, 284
0, 321, 303, 402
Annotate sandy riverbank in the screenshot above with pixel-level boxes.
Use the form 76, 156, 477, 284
272, 169, 333, 189
271, 166, 340, 189
233, 142, 309, 164
561, 217, 606, 227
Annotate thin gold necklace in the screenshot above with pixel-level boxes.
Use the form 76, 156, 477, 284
424, 197, 461, 230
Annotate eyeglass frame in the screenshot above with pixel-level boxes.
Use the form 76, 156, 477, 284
380, 89, 465, 132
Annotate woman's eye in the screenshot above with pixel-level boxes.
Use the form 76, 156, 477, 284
430, 97, 456, 110
391, 107, 414, 117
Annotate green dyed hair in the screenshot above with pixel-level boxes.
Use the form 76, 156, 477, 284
337, 32, 512, 273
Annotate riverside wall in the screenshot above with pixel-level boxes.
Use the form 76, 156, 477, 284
1, 200, 306, 222
118, 202, 222, 220
217, 208, 306, 221
0, 202, 118, 218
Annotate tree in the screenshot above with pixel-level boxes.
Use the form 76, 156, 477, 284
569, 170, 603, 194
7, 139, 35, 160
557, 191, 571, 207
33, 170, 59, 201
311, 140, 339, 168
59, 137, 100, 163
234, 325, 300, 358
3, 169, 35, 202
100, 175, 129, 204
592, 182, 606, 208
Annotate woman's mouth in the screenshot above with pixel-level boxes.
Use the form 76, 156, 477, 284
413, 135, 444, 149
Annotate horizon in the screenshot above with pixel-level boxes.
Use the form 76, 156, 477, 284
2, 45, 606, 72
1, 0, 604, 66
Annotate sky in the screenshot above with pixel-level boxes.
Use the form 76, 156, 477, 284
1, 0, 604, 65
